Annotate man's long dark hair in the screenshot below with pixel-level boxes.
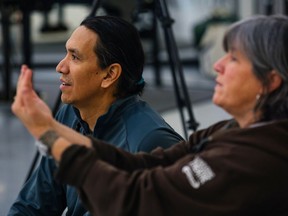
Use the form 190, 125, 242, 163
81, 15, 145, 98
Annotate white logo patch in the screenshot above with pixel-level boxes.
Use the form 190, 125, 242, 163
182, 156, 215, 189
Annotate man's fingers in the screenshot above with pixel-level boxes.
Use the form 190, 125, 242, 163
19, 65, 33, 90
16, 65, 26, 93
16, 65, 33, 96
11, 85, 36, 122
12, 65, 34, 117
21, 65, 33, 89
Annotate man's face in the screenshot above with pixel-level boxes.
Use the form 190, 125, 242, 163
56, 26, 107, 109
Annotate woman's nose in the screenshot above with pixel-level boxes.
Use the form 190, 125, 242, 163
213, 56, 225, 74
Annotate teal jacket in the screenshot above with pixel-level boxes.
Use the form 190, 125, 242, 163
8, 95, 183, 216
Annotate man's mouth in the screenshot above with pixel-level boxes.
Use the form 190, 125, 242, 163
61, 82, 71, 86
60, 78, 71, 86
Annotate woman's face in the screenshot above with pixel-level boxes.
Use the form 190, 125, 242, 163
212, 47, 263, 119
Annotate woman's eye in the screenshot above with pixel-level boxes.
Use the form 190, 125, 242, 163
231, 56, 237, 61
229, 53, 237, 61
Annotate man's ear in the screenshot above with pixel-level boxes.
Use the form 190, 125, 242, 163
268, 70, 282, 93
101, 63, 122, 88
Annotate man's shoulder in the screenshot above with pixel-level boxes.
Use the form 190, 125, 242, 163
124, 104, 169, 129
118, 99, 184, 151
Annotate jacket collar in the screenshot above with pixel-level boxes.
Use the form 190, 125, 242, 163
72, 95, 140, 135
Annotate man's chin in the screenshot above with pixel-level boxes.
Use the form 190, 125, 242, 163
60, 95, 73, 105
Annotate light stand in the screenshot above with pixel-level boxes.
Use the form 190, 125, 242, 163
153, 0, 199, 137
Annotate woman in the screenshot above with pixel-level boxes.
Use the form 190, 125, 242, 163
12, 15, 288, 215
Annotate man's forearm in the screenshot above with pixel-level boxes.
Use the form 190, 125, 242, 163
35, 119, 92, 161
52, 120, 91, 147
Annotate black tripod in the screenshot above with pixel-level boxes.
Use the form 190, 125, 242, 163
24, 0, 198, 183
155, 0, 199, 136
132, 0, 199, 138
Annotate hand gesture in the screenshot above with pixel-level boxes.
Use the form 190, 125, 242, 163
11, 65, 54, 139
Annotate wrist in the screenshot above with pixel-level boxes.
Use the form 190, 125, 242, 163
38, 130, 60, 155
33, 127, 51, 140
51, 137, 73, 162
34, 120, 56, 140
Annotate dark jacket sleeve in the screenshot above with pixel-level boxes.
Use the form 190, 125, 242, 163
56, 139, 189, 185
55, 121, 232, 216
55, 141, 229, 216
56, 140, 191, 216
8, 157, 67, 216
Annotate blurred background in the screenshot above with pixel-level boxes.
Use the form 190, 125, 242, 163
1, 0, 287, 214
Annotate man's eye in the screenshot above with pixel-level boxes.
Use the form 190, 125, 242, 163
72, 54, 78, 60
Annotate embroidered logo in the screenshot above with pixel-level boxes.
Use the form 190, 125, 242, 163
181, 156, 215, 189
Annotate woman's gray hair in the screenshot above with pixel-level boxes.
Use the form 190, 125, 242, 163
223, 14, 288, 121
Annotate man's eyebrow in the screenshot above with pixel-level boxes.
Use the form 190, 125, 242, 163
67, 48, 80, 55
67, 48, 84, 59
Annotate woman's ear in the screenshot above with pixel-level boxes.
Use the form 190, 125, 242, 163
101, 63, 122, 88
268, 70, 282, 93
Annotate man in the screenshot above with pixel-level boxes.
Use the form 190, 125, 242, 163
8, 16, 183, 215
